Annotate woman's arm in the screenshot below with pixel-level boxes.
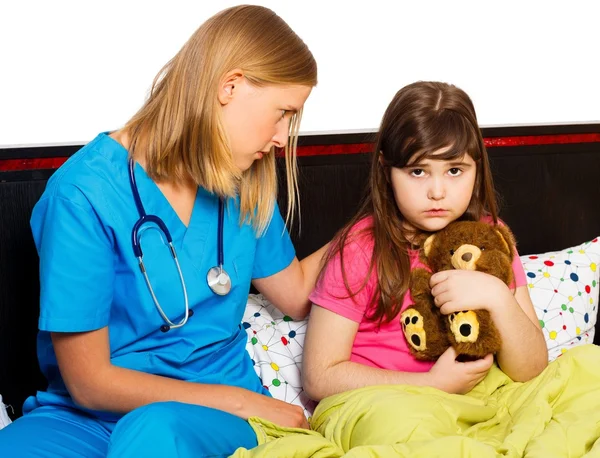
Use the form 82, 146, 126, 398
430, 270, 548, 382
302, 305, 493, 401
52, 328, 309, 428
253, 243, 329, 320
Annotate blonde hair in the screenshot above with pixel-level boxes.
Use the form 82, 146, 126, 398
123, 5, 317, 234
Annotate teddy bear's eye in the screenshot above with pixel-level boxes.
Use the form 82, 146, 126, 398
480, 246, 485, 251
450, 249, 455, 256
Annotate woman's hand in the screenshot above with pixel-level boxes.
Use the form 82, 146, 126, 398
429, 270, 512, 315
428, 346, 494, 394
244, 393, 310, 429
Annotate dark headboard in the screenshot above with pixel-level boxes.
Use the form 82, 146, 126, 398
282, 126, 600, 260
1, 124, 599, 419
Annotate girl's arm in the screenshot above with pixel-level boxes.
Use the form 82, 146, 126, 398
252, 242, 330, 320
52, 328, 309, 429
431, 270, 548, 382
302, 305, 493, 401
487, 284, 548, 380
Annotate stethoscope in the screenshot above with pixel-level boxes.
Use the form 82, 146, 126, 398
128, 159, 232, 332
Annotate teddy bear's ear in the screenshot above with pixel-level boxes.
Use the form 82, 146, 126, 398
423, 234, 436, 258
495, 225, 516, 258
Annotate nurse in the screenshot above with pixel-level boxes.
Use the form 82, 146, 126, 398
0, 5, 325, 457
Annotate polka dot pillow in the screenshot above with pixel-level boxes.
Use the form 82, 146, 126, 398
521, 236, 599, 361
242, 294, 316, 418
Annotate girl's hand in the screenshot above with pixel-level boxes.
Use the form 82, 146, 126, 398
244, 393, 310, 429
429, 346, 493, 394
429, 270, 511, 315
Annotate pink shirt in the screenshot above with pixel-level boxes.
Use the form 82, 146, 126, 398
308, 216, 527, 373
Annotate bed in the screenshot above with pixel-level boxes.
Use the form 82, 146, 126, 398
1, 125, 599, 440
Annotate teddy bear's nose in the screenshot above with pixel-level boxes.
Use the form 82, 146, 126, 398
461, 252, 473, 262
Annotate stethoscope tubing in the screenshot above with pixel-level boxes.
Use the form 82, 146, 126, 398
127, 159, 229, 332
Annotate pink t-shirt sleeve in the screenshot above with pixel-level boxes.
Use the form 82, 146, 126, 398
482, 215, 527, 289
512, 245, 527, 288
309, 236, 374, 323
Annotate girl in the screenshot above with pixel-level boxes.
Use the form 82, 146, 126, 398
302, 81, 548, 402
0, 5, 327, 457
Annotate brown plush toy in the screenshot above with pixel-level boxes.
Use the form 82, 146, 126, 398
401, 220, 517, 361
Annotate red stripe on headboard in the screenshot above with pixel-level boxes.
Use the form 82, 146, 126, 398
483, 133, 600, 147
295, 133, 600, 156
1, 133, 599, 172
295, 142, 373, 157
0, 157, 69, 172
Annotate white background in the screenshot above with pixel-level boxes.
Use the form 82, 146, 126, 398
1, 0, 599, 147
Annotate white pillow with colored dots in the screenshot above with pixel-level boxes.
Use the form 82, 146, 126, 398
242, 294, 316, 418
520, 236, 600, 361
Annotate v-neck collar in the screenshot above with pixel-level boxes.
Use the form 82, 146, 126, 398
99, 132, 220, 249
132, 161, 208, 240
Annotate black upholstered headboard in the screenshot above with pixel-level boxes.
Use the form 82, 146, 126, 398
283, 126, 600, 261
1, 124, 599, 419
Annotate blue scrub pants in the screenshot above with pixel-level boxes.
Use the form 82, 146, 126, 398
0, 402, 258, 457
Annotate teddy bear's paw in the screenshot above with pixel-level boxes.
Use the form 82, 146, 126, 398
448, 311, 480, 343
401, 309, 427, 351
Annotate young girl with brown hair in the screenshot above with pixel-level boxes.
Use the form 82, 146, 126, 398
303, 81, 548, 402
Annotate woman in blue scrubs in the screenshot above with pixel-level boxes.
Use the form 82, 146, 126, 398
0, 5, 325, 457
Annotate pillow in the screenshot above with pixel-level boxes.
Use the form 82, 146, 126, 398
242, 294, 316, 418
521, 237, 600, 361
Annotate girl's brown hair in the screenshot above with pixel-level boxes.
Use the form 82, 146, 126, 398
123, 5, 317, 234
323, 81, 498, 323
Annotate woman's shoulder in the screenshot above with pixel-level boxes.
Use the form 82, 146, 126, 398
42, 132, 127, 205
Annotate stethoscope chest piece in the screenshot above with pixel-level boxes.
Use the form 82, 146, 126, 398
207, 266, 232, 296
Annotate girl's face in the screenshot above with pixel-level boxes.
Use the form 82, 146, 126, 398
219, 73, 312, 172
389, 147, 477, 233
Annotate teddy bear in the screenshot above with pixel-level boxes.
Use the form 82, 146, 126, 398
400, 220, 517, 361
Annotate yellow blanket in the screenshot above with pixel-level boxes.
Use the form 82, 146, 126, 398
231, 344, 600, 457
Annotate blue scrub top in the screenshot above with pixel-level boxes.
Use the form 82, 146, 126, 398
27, 133, 295, 421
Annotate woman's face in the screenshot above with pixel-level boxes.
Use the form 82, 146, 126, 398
219, 73, 312, 172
